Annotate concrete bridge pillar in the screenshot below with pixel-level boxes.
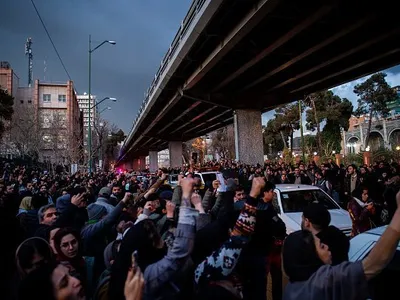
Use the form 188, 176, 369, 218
139, 156, 146, 171
124, 161, 132, 171
234, 109, 264, 165
132, 159, 139, 171
149, 151, 158, 172
169, 141, 182, 168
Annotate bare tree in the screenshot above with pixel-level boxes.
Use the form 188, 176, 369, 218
9, 103, 42, 159
209, 125, 235, 159
93, 118, 112, 169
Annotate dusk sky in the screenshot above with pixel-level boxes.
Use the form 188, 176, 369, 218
1, 0, 192, 133
2, 0, 400, 136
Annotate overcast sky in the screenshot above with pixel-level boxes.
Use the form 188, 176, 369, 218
2, 0, 400, 136
1, 0, 192, 133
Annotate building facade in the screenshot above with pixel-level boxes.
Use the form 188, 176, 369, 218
76, 93, 97, 149
0, 62, 21, 158
33, 80, 83, 164
343, 115, 400, 154
0, 61, 19, 97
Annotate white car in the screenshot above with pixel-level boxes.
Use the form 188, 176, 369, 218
349, 226, 400, 298
273, 184, 352, 235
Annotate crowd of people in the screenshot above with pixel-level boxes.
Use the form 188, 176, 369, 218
0, 158, 400, 300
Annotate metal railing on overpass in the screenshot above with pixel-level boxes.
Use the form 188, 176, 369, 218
123, 0, 210, 154
132, 0, 206, 128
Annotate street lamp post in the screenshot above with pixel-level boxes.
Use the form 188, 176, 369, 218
99, 106, 111, 115
88, 35, 116, 173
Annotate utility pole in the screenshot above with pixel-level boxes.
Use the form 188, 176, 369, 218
25, 38, 33, 87
299, 100, 305, 162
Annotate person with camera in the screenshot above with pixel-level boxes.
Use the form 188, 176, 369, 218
348, 186, 375, 237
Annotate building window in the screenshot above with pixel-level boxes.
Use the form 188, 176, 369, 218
20, 100, 24, 104
28, 100, 32, 104
58, 94, 66, 102
43, 94, 51, 102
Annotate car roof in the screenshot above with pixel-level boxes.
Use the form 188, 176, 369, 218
195, 171, 218, 175
275, 184, 320, 192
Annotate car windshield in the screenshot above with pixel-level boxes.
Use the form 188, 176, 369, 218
280, 189, 339, 213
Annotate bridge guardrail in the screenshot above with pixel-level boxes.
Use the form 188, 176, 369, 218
130, 0, 207, 133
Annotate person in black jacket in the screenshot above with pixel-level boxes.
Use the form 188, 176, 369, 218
239, 181, 286, 300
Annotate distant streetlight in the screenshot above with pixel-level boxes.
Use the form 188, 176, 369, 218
99, 106, 112, 114
88, 34, 116, 173
396, 145, 400, 151
332, 150, 336, 154
313, 152, 318, 156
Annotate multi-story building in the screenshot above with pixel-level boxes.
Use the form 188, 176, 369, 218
32, 80, 83, 164
0, 62, 20, 158
343, 115, 400, 154
76, 93, 97, 149
0, 61, 19, 96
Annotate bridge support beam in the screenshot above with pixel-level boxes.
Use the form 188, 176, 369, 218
149, 151, 158, 172
169, 141, 182, 168
124, 161, 132, 171
139, 156, 146, 171
132, 159, 139, 171
234, 109, 264, 165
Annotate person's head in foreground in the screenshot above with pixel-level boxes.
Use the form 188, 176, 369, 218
283, 230, 331, 282
301, 203, 331, 235
18, 262, 85, 300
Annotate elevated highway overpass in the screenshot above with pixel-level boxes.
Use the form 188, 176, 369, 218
118, 0, 400, 170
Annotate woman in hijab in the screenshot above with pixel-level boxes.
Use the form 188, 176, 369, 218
53, 228, 87, 289
15, 237, 54, 278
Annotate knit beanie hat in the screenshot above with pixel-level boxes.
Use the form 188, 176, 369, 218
87, 203, 107, 221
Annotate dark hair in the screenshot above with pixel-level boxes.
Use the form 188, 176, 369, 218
283, 230, 324, 282
316, 226, 349, 265
18, 262, 57, 300
31, 194, 49, 210
16, 237, 53, 276
146, 193, 159, 202
303, 203, 331, 230
235, 185, 244, 192
53, 228, 80, 259
262, 181, 275, 194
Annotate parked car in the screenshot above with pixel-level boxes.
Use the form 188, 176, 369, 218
349, 226, 400, 298
273, 184, 352, 235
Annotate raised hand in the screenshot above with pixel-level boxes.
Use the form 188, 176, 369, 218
181, 177, 195, 206
249, 177, 265, 199
122, 192, 133, 204
191, 192, 204, 213
71, 193, 86, 208
166, 201, 176, 218
124, 266, 144, 300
